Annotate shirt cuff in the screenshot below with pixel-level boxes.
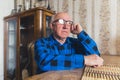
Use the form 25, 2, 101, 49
77, 30, 88, 42
75, 54, 84, 68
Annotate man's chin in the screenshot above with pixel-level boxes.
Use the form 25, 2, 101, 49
60, 36, 67, 40
54, 34, 68, 40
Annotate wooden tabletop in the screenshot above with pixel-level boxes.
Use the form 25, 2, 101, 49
25, 55, 120, 80
101, 54, 120, 64
25, 69, 84, 80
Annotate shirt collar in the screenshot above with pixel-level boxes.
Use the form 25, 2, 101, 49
48, 34, 71, 46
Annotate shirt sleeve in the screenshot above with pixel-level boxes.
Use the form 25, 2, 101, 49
77, 30, 100, 56
34, 39, 85, 71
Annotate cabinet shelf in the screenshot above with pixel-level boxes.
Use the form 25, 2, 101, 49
20, 25, 34, 30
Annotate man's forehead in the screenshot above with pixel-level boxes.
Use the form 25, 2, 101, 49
54, 12, 71, 20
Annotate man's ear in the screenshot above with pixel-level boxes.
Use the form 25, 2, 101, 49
49, 23, 53, 29
50, 22, 56, 30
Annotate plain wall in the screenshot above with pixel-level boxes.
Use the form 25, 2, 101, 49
0, 0, 14, 80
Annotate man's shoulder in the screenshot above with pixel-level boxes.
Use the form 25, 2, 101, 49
67, 37, 78, 43
36, 37, 51, 43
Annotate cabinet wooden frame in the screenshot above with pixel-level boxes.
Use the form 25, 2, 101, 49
4, 7, 55, 80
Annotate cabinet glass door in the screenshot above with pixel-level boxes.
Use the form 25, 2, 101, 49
20, 15, 34, 79
46, 15, 52, 37
6, 19, 17, 80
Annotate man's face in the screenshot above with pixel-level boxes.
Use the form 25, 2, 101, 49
51, 13, 73, 39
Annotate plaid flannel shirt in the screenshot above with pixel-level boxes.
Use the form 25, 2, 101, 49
34, 30, 100, 73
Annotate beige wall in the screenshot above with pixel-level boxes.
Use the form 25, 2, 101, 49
49, 0, 120, 55
116, 0, 120, 55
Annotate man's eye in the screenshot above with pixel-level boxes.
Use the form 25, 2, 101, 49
58, 19, 64, 24
66, 22, 71, 25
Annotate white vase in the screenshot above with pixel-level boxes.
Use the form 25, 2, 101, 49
25, 0, 30, 10
36, 0, 48, 8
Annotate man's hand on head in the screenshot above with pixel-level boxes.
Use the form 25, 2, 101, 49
71, 23, 83, 35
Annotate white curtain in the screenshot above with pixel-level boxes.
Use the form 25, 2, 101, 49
49, 0, 120, 55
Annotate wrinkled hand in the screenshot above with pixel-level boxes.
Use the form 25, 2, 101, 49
71, 24, 83, 35
84, 54, 104, 67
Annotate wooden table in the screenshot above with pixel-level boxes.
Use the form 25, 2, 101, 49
25, 55, 120, 80
25, 69, 83, 80
101, 54, 120, 64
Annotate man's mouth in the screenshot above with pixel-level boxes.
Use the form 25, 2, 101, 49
62, 31, 68, 33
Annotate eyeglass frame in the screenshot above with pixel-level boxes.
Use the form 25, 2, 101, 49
52, 19, 74, 26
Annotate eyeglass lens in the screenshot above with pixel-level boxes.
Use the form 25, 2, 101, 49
54, 19, 73, 25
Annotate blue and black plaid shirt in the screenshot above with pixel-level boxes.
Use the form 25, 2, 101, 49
34, 30, 100, 73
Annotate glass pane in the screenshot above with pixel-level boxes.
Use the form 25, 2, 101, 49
7, 19, 17, 80
7, 47, 16, 75
8, 21, 16, 31
9, 31, 16, 46
20, 15, 34, 78
46, 16, 52, 37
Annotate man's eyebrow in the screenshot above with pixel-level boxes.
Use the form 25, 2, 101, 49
52, 19, 60, 23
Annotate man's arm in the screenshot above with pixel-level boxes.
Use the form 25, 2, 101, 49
72, 24, 104, 67
77, 30, 100, 55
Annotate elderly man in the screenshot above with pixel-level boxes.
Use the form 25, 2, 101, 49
34, 12, 103, 74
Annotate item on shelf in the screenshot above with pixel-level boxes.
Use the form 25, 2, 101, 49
25, 0, 30, 10
35, 0, 48, 8
18, 5, 22, 12
11, 9, 17, 15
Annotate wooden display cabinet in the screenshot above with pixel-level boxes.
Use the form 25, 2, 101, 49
4, 7, 54, 80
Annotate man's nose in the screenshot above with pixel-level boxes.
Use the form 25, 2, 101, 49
63, 24, 68, 29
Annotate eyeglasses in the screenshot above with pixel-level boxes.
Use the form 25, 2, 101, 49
52, 19, 73, 26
